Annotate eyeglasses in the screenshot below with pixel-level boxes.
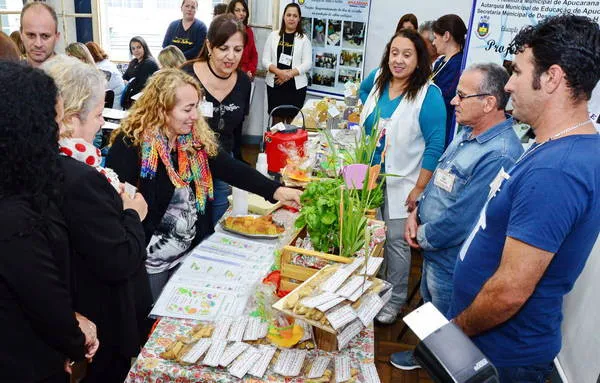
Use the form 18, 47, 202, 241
455, 92, 492, 101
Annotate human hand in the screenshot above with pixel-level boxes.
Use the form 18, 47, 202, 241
405, 186, 423, 213
273, 187, 302, 209
121, 192, 148, 221
75, 313, 100, 361
247, 71, 254, 81
405, 208, 421, 249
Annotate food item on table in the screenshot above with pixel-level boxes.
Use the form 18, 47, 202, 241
188, 323, 214, 339
160, 338, 186, 360
223, 215, 285, 236
296, 340, 315, 350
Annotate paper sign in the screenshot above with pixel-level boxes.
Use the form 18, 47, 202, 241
326, 305, 358, 331
317, 296, 346, 312
202, 339, 227, 367
347, 280, 373, 302
179, 338, 212, 364
219, 341, 249, 367
337, 319, 364, 350
358, 257, 384, 276
357, 293, 385, 326
212, 317, 233, 340
360, 363, 382, 383
248, 345, 276, 378
307, 356, 332, 379
227, 316, 248, 342
274, 349, 307, 377
335, 356, 351, 382
228, 346, 261, 379
402, 302, 449, 340
302, 291, 341, 308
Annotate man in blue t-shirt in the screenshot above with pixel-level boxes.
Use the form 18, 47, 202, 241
448, 15, 600, 382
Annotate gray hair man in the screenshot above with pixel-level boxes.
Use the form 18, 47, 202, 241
391, 63, 524, 370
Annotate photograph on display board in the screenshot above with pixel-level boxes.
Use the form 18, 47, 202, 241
342, 21, 365, 49
312, 68, 336, 87
315, 52, 337, 69
312, 18, 326, 47
327, 19, 342, 46
340, 50, 363, 68
301, 17, 312, 40
338, 68, 361, 84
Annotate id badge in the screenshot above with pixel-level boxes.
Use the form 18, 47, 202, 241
278, 53, 292, 66
199, 100, 213, 118
434, 169, 455, 193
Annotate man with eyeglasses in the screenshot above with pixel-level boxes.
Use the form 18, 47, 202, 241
390, 63, 523, 371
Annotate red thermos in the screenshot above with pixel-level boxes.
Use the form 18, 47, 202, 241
263, 105, 308, 174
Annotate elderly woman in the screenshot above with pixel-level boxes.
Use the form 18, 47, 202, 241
0, 61, 98, 383
42, 55, 150, 383
163, 0, 207, 60
107, 68, 301, 300
359, 29, 446, 324
181, 14, 251, 224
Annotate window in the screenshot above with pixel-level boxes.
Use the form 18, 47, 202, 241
100, 0, 214, 62
0, 0, 22, 36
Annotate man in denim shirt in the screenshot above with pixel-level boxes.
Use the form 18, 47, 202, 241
391, 63, 523, 370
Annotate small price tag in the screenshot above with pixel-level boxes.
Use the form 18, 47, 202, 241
274, 349, 307, 377
317, 296, 345, 312
337, 319, 364, 350
326, 305, 358, 331
302, 291, 341, 308
179, 338, 212, 364
335, 356, 351, 382
248, 345, 277, 378
357, 257, 384, 276
227, 317, 248, 342
307, 356, 332, 379
211, 317, 233, 340
219, 342, 249, 367
360, 363, 382, 383
199, 100, 214, 118
202, 339, 227, 367
228, 346, 261, 379
347, 280, 373, 302
336, 276, 365, 298
357, 293, 385, 326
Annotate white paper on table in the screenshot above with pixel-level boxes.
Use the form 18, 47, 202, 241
202, 339, 227, 367
219, 341, 249, 367
326, 305, 358, 331
346, 280, 373, 302
357, 293, 385, 326
307, 356, 332, 378
212, 317, 233, 340
335, 356, 352, 382
243, 317, 261, 341
227, 316, 249, 342
248, 345, 276, 378
336, 276, 366, 298
402, 302, 449, 340
360, 363, 382, 383
228, 346, 261, 379
273, 349, 307, 377
301, 291, 341, 308
102, 107, 128, 120
337, 319, 364, 350
179, 253, 255, 284
358, 257, 384, 276
321, 267, 354, 293
179, 338, 212, 364
317, 296, 346, 312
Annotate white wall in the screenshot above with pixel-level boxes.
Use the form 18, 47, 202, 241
363, 1, 473, 76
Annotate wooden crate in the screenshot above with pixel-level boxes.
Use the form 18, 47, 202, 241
280, 221, 385, 292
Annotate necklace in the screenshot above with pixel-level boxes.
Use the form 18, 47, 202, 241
207, 60, 232, 80
515, 119, 592, 164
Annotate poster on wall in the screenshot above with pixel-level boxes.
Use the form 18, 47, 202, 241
463, 0, 600, 129
288, 0, 372, 97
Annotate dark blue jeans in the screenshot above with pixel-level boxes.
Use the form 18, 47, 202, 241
496, 361, 553, 383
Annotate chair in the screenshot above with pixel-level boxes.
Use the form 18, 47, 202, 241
104, 89, 115, 108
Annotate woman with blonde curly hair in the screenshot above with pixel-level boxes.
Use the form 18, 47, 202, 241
42, 55, 150, 383
107, 68, 301, 299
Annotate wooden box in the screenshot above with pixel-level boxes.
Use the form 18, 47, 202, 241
279, 220, 385, 292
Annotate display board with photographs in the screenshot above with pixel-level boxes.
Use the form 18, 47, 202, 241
288, 0, 372, 97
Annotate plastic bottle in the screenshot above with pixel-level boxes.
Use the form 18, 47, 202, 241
256, 153, 269, 177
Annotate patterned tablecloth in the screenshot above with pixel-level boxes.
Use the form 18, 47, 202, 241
126, 317, 375, 383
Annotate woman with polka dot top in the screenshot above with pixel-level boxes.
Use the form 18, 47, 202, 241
42, 55, 154, 382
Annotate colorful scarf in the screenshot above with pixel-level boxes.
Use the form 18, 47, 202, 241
140, 130, 213, 213
58, 138, 122, 192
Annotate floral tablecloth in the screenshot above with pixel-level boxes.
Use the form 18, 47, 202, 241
126, 317, 375, 383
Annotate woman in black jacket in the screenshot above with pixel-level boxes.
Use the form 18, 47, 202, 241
42, 55, 150, 383
0, 62, 97, 383
107, 68, 301, 300
122, 36, 159, 109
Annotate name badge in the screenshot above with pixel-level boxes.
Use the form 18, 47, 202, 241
199, 100, 213, 118
278, 53, 292, 66
434, 169, 455, 193
488, 167, 510, 198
